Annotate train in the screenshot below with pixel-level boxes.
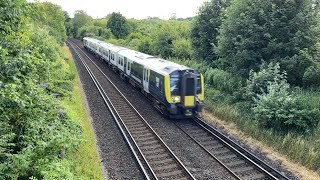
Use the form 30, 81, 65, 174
83, 37, 204, 118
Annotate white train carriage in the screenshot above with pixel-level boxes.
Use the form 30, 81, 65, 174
83, 37, 101, 54
98, 42, 113, 62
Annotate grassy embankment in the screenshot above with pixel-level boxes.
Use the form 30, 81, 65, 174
61, 45, 103, 179
169, 58, 320, 177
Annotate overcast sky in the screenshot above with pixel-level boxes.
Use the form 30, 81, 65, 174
33, 0, 208, 19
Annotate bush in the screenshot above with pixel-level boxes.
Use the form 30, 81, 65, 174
204, 68, 241, 95
244, 63, 286, 101
303, 64, 320, 88
253, 80, 318, 132
172, 38, 193, 59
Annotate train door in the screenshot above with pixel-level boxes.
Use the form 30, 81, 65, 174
126, 61, 131, 75
124, 57, 127, 74
143, 68, 149, 93
108, 50, 111, 62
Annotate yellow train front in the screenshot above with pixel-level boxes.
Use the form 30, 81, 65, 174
163, 69, 204, 118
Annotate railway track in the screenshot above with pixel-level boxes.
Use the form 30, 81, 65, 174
68, 39, 291, 180
175, 118, 290, 180
67, 40, 195, 180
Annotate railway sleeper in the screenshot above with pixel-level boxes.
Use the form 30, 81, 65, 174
232, 166, 254, 173
153, 163, 179, 172
242, 173, 265, 180
142, 148, 166, 156
225, 160, 246, 167
219, 154, 238, 161
129, 126, 149, 132
213, 148, 231, 155
149, 158, 174, 166
136, 136, 156, 142
138, 140, 160, 147
147, 153, 170, 161
140, 145, 162, 152
156, 170, 185, 179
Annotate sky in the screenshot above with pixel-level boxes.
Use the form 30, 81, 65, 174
33, 0, 208, 19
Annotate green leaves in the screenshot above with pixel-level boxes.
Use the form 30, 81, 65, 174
0, 0, 81, 178
216, 0, 320, 85
191, 0, 231, 62
107, 12, 131, 39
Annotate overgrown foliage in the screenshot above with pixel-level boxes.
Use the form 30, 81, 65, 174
191, 0, 231, 62
253, 77, 318, 132
71, 10, 93, 38
244, 63, 286, 101
217, 0, 320, 84
0, 1, 81, 178
107, 12, 131, 39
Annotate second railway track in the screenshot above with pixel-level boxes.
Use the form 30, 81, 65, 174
175, 118, 290, 180
68, 40, 195, 180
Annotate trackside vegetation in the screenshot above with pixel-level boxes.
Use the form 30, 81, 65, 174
0, 1, 102, 179
61, 45, 103, 179
66, 0, 320, 175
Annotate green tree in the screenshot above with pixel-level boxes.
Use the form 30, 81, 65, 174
107, 12, 131, 39
0, 1, 80, 178
217, 0, 320, 85
37, 2, 67, 44
191, 0, 231, 62
72, 10, 92, 38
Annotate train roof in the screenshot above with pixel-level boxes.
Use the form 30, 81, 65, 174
144, 58, 191, 75
84, 37, 194, 75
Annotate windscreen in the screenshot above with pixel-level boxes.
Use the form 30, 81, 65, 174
170, 73, 180, 96
186, 78, 196, 96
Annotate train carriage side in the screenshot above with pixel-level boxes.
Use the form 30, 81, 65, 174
108, 46, 125, 68
98, 42, 113, 62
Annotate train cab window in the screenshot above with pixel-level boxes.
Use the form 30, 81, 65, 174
196, 77, 201, 94
170, 73, 180, 95
186, 78, 195, 96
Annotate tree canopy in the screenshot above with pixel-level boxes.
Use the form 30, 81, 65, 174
190, 0, 231, 62
107, 12, 131, 39
71, 10, 92, 38
216, 0, 320, 84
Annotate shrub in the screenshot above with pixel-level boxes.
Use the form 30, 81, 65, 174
172, 38, 193, 59
244, 63, 286, 101
253, 80, 318, 132
303, 64, 320, 88
204, 68, 241, 95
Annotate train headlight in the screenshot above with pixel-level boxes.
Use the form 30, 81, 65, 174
172, 96, 180, 102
